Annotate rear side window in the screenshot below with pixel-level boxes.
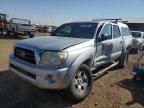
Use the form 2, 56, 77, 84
113, 25, 121, 38
122, 28, 131, 36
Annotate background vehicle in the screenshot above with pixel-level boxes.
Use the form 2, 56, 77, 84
7, 18, 35, 38
34, 26, 39, 31
47, 25, 57, 33
9, 19, 131, 101
37, 25, 57, 33
38, 26, 49, 33
131, 31, 144, 53
0, 13, 7, 35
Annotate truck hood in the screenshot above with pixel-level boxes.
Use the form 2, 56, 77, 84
16, 36, 91, 51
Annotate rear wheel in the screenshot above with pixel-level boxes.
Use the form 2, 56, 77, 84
136, 45, 141, 54
142, 46, 144, 51
7, 30, 10, 35
12, 28, 17, 37
136, 48, 140, 54
0, 28, 3, 35
29, 34, 34, 38
27, 32, 34, 38
65, 64, 93, 102
118, 52, 128, 68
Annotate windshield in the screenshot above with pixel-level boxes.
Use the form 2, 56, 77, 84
52, 23, 97, 39
131, 32, 141, 38
11, 19, 30, 25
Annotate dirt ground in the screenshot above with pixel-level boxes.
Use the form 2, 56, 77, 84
0, 34, 144, 108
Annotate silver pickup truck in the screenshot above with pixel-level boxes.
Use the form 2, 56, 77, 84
9, 20, 132, 101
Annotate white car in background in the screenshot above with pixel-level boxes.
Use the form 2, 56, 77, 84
131, 31, 144, 53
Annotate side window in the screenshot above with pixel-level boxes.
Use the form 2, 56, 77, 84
98, 24, 112, 42
113, 25, 121, 38
122, 28, 131, 36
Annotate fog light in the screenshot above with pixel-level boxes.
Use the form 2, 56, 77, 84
45, 75, 55, 83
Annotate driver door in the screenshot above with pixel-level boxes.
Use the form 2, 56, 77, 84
94, 23, 113, 67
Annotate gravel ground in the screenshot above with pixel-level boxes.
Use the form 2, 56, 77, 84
0, 34, 144, 108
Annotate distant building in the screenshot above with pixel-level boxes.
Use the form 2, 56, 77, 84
125, 19, 144, 32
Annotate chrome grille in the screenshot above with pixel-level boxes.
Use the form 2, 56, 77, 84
14, 47, 36, 64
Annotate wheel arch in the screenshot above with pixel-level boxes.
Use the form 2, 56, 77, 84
61, 52, 94, 89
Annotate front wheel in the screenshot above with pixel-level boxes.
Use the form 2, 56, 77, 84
65, 64, 93, 102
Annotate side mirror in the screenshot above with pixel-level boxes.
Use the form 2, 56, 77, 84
101, 33, 111, 41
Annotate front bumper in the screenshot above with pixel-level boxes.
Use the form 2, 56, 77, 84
16, 31, 35, 35
9, 54, 69, 89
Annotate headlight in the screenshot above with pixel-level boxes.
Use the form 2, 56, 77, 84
39, 51, 68, 66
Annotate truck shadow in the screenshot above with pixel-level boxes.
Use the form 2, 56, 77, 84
0, 34, 26, 40
0, 70, 74, 108
115, 79, 144, 107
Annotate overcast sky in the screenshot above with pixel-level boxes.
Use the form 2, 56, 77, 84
1, 0, 144, 25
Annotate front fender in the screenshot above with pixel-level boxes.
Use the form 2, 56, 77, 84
70, 51, 94, 68
60, 50, 94, 89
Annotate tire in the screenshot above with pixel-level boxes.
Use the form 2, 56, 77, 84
7, 31, 10, 35
12, 28, 17, 36
142, 46, 144, 51
64, 64, 93, 102
133, 74, 143, 82
117, 52, 128, 68
135, 45, 141, 54
136, 48, 140, 54
0, 28, 3, 35
29, 34, 34, 38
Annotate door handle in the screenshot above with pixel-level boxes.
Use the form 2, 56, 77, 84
120, 41, 123, 44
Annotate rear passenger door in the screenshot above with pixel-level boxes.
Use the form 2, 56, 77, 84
111, 24, 123, 60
